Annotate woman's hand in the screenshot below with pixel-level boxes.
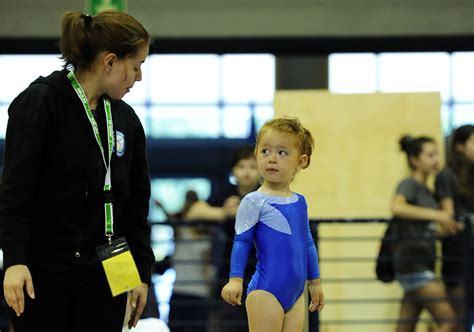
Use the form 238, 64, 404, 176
435, 211, 461, 236
127, 282, 148, 329
4, 264, 35, 316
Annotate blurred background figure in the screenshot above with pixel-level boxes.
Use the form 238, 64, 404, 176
436, 124, 474, 330
167, 189, 214, 332
186, 144, 261, 331
391, 135, 459, 332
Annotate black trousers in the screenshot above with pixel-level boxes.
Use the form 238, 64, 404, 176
8, 266, 127, 332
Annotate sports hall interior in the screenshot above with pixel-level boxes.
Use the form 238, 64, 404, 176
1, 1, 474, 331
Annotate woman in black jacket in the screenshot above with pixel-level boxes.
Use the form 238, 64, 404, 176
0, 10, 154, 332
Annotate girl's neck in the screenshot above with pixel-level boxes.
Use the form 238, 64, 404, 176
411, 169, 429, 184
258, 182, 292, 197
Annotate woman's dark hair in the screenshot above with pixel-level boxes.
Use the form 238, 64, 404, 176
399, 135, 435, 170
59, 10, 149, 71
448, 125, 474, 198
228, 144, 255, 169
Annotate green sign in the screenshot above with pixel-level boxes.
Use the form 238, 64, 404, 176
86, 0, 127, 15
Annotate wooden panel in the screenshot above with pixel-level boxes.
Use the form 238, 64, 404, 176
274, 90, 443, 219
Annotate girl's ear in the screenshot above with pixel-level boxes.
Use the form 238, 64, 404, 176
408, 155, 419, 169
454, 142, 464, 154
299, 154, 309, 169
103, 53, 118, 71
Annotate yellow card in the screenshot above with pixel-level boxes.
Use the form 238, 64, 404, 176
102, 250, 141, 297
97, 237, 142, 297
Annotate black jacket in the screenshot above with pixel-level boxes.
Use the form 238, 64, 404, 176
0, 70, 154, 285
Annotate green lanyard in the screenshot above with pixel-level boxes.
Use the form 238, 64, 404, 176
67, 71, 115, 244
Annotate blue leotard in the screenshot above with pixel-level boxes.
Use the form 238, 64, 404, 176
229, 191, 320, 311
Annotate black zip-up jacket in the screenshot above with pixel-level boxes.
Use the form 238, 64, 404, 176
0, 70, 154, 285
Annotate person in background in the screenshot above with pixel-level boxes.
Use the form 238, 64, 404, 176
186, 144, 261, 222
391, 135, 460, 332
0, 10, 154, 332
221, 117, 324, 332
167, 190, 216, 332
186, 144, 261, 331
436, 124, 474, 330
154, 190, 199, 221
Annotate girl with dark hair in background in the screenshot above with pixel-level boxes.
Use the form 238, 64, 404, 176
436, 124, 474, 330
0, 10, 154, 331
183, 144, 261, 331
392, 135, 459, 332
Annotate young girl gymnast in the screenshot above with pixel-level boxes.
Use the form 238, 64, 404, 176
221, 116, 324, 331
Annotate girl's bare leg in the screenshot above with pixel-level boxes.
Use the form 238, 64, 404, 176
396, 292, 423, 332
415, 281, 457, 332
246, 290, 284, 332
282, 293, 305, 332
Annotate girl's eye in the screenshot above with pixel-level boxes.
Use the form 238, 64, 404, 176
261, 149, 269, 155
279, 150, 288, 156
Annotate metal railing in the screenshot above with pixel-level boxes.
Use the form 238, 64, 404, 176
149, 215, 474, 332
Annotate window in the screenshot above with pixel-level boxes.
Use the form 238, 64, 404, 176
0, 54, 64, 104
328, 53, 378, 93
123, 54, 275, 138
329, 52, 474, 134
